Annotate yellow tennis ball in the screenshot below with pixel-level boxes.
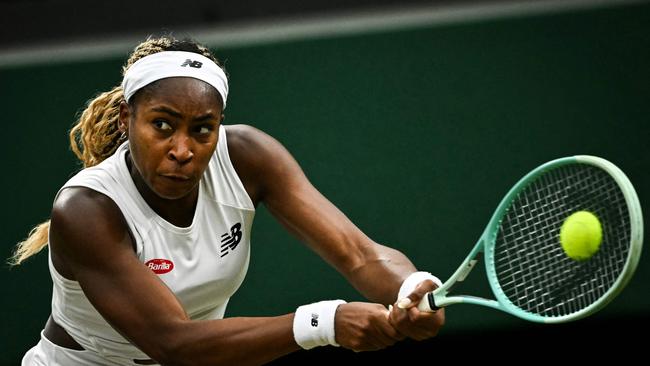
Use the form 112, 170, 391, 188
559, 211, 603, 261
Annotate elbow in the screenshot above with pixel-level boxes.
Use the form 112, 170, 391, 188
147, 345, 196, 366
137, 326, 196, 366
142, 326, 234, 366
144, 343, 184, 366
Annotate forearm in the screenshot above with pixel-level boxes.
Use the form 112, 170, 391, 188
251, 141, 417, 305
345, 242, 417, 305
154, 314, 299, 366
265, 187, 416, 305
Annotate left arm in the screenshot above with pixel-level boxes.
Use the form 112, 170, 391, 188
227, 125, 444, 342
227, 124, 413, 304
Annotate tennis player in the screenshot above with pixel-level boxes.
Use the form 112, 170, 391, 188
14, 36, 444, 365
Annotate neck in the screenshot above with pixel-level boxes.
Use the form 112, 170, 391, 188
125, 153, 198, 227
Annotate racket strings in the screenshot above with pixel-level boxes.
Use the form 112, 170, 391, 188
493, 164, 630, 317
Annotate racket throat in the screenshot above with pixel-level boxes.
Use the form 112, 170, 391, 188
430, 252, 483, 309
445, 253, 482, 294
457, 258, 479, 282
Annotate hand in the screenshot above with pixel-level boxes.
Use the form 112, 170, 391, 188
388, 279, 445, 341
334, 302, 405, 352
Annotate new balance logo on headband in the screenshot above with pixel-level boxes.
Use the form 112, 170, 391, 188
181, 59, 203, 68
122, 51, 228, 107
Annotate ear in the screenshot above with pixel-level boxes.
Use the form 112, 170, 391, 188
220, 113, 225, 123
118, 101, 131, 133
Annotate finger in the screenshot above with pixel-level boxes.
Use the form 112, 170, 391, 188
356, 326, 397, 351
397, 279, 438, 310
391, 305, 444, 340
388, 303, 412, 337
349, 304, 405, 351
408, 307, 446, 339
375, 312, 406, 343
406, 308, 437, 340
367, 329, 400, 348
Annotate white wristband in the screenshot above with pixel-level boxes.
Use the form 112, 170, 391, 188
293, 300, 346, 350
398, 271, 442, 302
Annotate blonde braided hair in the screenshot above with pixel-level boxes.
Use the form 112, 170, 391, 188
11, 36, 223, 265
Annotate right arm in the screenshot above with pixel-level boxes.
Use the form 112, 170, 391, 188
50, 187, 402, 365
49, 187, 299, 366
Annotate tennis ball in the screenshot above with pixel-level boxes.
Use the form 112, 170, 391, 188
559, 211, 602, 261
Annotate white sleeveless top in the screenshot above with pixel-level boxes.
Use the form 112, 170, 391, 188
49, 125, 255, 364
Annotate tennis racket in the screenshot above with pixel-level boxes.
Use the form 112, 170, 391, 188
417, 155, 643, 323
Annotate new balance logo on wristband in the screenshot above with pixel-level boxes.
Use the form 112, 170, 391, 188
180, 59, 203, 68
293, 300, 345, 349
220, 223, 242, 257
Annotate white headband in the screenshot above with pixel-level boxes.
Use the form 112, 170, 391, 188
122, 51, 229, 109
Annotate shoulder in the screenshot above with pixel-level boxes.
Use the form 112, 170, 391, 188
51, 186, 130, 249
223, 125, 276, 204
224, 124, 280, 154
52, 186, 123, 224
49, 186, 134, 278
51, 187, 131, 255
224, 124, 298, 165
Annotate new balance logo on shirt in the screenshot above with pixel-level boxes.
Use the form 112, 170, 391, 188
220, 223, 242, 257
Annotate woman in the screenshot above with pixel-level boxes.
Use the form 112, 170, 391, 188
14, 36, 444, 365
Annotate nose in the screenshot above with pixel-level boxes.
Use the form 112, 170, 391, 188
168, 134, 194, 164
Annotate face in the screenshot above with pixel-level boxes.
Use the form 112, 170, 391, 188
119, 77, 224, 201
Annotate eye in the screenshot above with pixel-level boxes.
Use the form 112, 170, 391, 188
153, 120, 172, 131
195, 124, 215, 135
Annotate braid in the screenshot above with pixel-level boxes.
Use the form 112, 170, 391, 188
69, 86, 124, 167
123, 36, 222, 76
10, 35, 222, 265
122, 37, 172, 75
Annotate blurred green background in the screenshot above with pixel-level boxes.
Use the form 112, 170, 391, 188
1, 1, 648, 364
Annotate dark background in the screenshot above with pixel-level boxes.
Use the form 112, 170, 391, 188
1, 0, 649, 364
0, 0, 529, 49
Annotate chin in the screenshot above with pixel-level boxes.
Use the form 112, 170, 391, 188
154, 181, 198, 200
157, 188, 196, 201
156, 191, 190, 200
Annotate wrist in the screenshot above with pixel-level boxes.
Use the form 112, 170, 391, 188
292, 300, 347, 350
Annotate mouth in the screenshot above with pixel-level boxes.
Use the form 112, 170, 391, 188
160, 174, 191, 182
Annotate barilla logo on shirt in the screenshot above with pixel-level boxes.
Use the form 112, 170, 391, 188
145, 259, 174, 274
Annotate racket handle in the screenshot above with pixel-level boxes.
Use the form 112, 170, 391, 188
417, 292, 439, 312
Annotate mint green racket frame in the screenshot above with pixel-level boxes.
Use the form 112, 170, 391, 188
418, 156, 643, 323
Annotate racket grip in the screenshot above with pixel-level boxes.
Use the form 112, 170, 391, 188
417, 292, 439, 312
